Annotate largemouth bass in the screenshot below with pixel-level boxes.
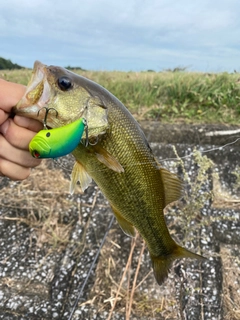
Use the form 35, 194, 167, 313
14, 61, 204, 285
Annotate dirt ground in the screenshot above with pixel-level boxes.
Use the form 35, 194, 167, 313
0, 123, 239, 320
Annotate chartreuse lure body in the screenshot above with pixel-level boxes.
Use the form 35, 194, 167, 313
29, 118, 87, 158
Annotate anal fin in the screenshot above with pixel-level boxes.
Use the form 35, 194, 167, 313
70, 161, 92, 194
111, 205, 135, 237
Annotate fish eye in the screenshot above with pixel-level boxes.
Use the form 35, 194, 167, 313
58, 76, 72, 91
46, 132, 51, 137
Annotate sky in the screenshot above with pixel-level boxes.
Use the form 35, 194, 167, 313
1, 0, 240, 72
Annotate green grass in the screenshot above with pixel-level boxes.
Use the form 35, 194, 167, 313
1, 68, 240, 124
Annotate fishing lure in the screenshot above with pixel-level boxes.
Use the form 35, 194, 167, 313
29, 118, 87, 158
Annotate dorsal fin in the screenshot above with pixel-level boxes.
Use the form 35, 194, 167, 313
160, 168, 183, 206
70, 161, 92, 194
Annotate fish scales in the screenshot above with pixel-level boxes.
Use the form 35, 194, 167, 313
14, 61, 205, 285
73, 107, 172, 257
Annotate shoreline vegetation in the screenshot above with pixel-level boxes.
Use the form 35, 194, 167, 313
1, 67, 240, 124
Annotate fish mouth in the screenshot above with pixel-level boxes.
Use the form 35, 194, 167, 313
14, 61, 51, 122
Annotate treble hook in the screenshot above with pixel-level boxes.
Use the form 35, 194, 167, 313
88, 136, 99, 146
37, 107, 58, 129
82, 122, 99, 147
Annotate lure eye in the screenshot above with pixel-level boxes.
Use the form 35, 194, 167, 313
32, 150, 41, 158
57, 76, 72, 91
46, 132, 51, 137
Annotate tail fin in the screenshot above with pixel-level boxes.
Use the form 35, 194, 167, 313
150, 245, 205, 285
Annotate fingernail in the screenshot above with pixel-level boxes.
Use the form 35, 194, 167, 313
0, 119, 10, 135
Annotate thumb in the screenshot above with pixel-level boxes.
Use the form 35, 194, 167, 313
0, 79, 26, 112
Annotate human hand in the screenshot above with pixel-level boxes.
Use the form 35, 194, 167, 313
0, 79, 43, 180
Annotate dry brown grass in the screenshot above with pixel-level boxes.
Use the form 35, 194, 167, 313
221, 245, 240, 320
0, 149, 239, 319
212, 173, 240, 210
1, 161, 74, 248
87, 232, 178, 319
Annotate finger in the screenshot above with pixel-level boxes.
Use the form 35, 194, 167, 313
0, 119, 40, 150
0, 134, 41, 167
0, 109, 8, 125
0, 158, 32, 180
14, 115, 43, 132
0, 80, 26, 112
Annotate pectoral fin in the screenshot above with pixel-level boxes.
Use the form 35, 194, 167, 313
92, 145, 124, 173
111, 205, 135, 237
70, 161, 92, 194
